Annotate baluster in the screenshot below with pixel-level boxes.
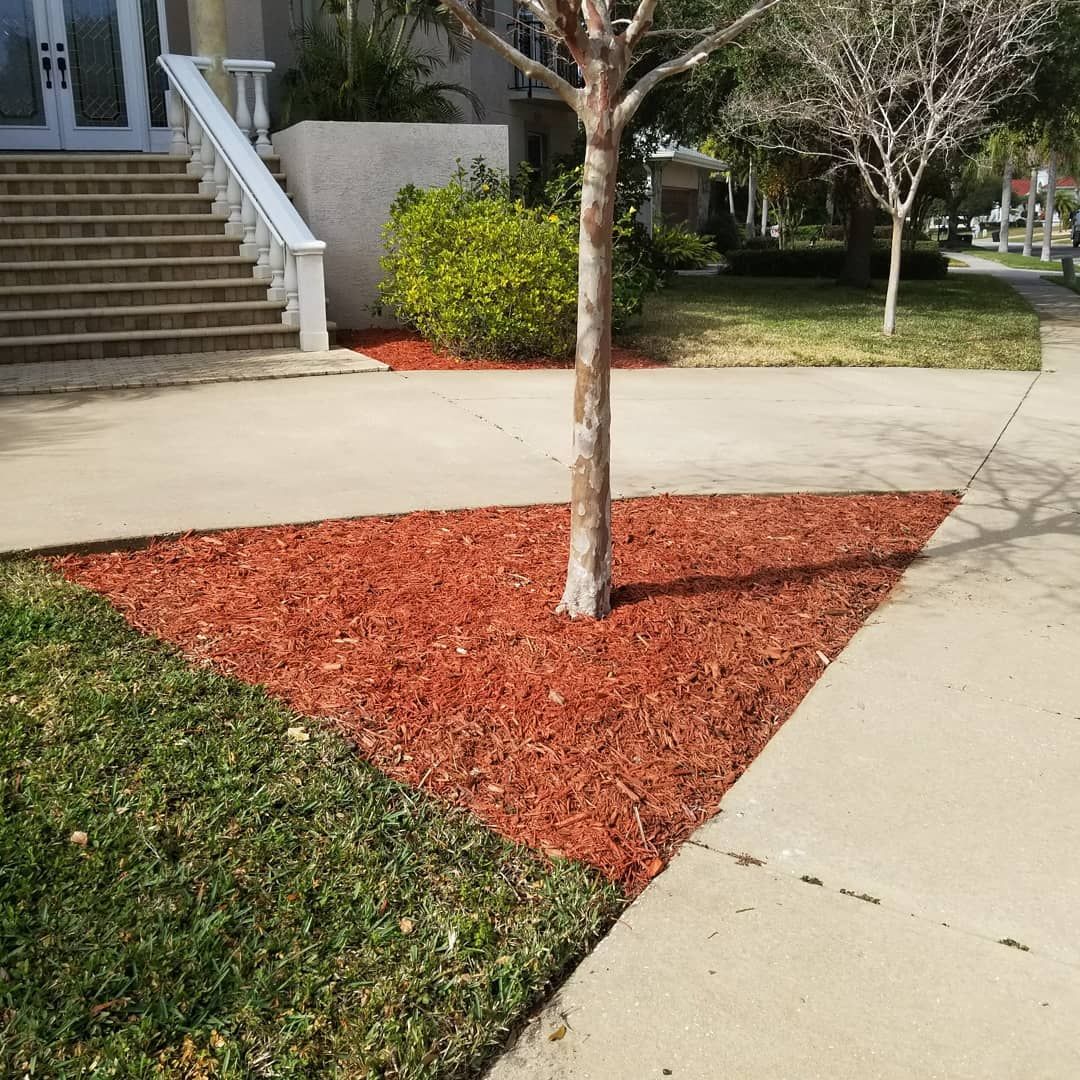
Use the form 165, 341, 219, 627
165, 87, 188, 156
254, 216, 272, 281
199, 137, 216, 196
233, 70, 252, 141
239, 191, 258, 261
186, 114, 203, 177
212, 152, 229, 217
268, 236, 286, 301
283, 251, 300, 327
225, 174, 243, 237
252, 72, 272, 158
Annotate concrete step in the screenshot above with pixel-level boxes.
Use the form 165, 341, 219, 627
0, 322, 299, 364
0, 300, 287, 338
0, 153, 194, 176
0, 214, 226, 240
0, 193, 215, 216
0, 256, 256, 287
0, 234, 241, 262
0, 277, 268, 311
0, 172, 203, 196
0, 171, 287, 196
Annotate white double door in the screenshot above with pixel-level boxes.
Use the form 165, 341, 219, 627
0, 0, 168, 151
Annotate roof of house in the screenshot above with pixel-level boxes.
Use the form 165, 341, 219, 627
648, 145, 727, 172
1012, 176, 1078, 197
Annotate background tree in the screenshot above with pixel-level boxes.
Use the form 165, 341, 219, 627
737, 0, 1052, 334
439, 0, 778, 618
284, 0, 481, 122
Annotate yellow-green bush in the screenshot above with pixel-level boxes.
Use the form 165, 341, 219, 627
379, 179, 579, 359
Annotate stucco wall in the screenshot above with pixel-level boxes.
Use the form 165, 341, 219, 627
273, 120, 510, 329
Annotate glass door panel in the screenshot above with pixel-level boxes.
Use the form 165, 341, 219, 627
48, 0, 150, 150
0, 0, 62, 148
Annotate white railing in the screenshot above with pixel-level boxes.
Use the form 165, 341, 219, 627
159, 53, 328, 352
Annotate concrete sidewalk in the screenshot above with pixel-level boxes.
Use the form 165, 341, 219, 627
488, 256, 1080, 1077
0, 365, 1032, 552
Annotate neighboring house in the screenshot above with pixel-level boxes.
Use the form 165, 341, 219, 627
642, 145, 726, 233
1010, 174, 1078, 203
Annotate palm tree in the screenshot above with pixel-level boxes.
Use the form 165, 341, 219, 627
284, 0, 482, 124
984, 128, 1029, 253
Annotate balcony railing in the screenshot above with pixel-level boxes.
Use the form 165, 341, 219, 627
511, 11, 584, 94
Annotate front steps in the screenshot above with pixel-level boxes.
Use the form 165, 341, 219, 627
0, 153, 303, 364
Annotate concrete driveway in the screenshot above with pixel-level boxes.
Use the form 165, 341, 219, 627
0, 366, 1033, 552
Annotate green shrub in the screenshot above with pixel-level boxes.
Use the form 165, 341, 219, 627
379, 176, 579, 359
741, 234, 780, 250
725, 248, 948, 280
379, 164, 659, 359
651, 223, 720, 271
701, 208, 741, 253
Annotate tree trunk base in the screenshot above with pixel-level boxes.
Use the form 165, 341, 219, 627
556, 554, 612, 618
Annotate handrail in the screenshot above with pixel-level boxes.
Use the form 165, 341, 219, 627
158, 53, 329, 352
158, 53, 321, 254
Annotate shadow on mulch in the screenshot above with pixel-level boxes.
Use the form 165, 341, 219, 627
339, 327, 663, 371
59, 492, 956, 894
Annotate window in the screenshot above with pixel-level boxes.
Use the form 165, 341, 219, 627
526, 131, 547, 174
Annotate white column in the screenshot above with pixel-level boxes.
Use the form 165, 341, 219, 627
225, 174, 243, 237
233, 71, 253, 141
295, 251, 329, 351
254, 217, 272, 280
283, 251, 300, 327
199, 137, 216, 196
166, 88, 188, 156
186, 113, 203, 177
212, 152, 229, 217
268, 236, 286, 301
252, 72, 272, 158
239, 191, 258, 260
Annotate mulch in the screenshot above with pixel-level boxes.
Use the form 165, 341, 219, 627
58, 493, 955, 893
339, 328, 663, 371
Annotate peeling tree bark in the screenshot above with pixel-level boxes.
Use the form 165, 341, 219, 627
557, 106, 620, 619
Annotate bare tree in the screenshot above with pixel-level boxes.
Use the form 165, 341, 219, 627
438, 0, 778, 617
756, 0, 1053, 334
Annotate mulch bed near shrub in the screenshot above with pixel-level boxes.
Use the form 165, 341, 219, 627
340, 328, 662, 371
59, 493, 955, 893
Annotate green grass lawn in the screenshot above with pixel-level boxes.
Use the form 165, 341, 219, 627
963, 248, 1073, 271
627, 273, 1040, 370
0, 562, 621, 1078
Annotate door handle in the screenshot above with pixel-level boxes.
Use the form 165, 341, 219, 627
41, 56, 53, 89
56, 56, 68, 90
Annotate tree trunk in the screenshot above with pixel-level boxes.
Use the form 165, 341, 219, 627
760, 195, 769, 237
1041, 153, 1057, 263
745, 160, 756, 234
1023, 166, 1038, 257
727, 172, 736, 215
883, 213, 904, 336
839, 186, 873, 288
556, 117, 619, 619
998, 159, 1013, 254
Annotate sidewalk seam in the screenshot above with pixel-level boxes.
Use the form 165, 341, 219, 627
398, 372, 572, 471
965, 370, 1041, 489
682, 838, 1080, 973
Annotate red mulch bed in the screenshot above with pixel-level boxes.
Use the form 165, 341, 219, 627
340, 327, 662, 371
58, 493, 955, 893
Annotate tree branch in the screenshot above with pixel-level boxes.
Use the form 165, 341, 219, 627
440, 0, 585, 112
616, 0, 781, 126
